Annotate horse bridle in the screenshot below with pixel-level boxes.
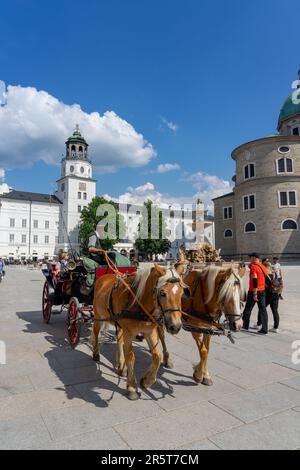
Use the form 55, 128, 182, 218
221, 271, 245, 323
155, 272, 186, 320
190, 269, 243, 326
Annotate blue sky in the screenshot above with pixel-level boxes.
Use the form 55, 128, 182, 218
0, 0, 299, 209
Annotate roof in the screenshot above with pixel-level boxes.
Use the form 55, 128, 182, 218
0, 190, 62, 204
278, 90, 300, 130
212, 192, 234, 202
66, 128, 88, 146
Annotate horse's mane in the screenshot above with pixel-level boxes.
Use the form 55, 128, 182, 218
200, 266, 245, 305
131, 266, 183, 304
131, 264, 156, 302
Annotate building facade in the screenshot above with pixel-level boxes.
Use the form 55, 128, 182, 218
0, 191, 61, 261
0, 127, 214, 261
214, 72, 300, 259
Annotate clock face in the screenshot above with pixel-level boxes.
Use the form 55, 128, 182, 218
80, 166, 84, 174
70, 165, 74, 173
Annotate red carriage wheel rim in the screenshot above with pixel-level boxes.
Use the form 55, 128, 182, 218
42, 282, 51, 321
68, 299, 79, 345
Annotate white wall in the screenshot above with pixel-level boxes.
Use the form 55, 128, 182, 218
0, 198, 60, 259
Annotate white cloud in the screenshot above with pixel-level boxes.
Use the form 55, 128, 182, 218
103, 171, 231, 214
0, 183, 12, 194
186, 172, 232, 213
103, 182, 194, 210
0, 84, 156, 174
160, 116, 178, 132
156, 163, 181, 173
0, 168, 5, 180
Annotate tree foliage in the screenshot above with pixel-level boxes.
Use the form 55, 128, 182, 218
79, 197, 125, 252
135, 200, 171, 259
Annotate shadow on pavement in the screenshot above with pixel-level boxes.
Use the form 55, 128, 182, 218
16, 310, 192, 407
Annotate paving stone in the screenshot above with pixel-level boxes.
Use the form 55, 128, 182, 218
0, 415, 51, 450
2, 266, 300, 450
42, 398, 162, 440
145, 375, 243, 412
114, 402, 241, 450
210, 409, 300, 450
280, 376, 300, 392
33, 427, 130, 450
210, 382, 300, 423
0, 375, 34, 398
217, 363, 300, 390
0, 386, 86, 420
176, 439, 220, 450
273, 357, 300, 372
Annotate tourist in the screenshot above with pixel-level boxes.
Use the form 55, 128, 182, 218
272, 257, 284, 300
60, 253, 70, 272
242, 252, 269, 335
0, 257, 5, 279
261, 258, 280, 333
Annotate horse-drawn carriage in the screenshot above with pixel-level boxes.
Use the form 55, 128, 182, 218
41, 255, 136, 348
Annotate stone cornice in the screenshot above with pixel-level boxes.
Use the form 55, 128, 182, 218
231, 135, 300, 160
234, 174, 300, 190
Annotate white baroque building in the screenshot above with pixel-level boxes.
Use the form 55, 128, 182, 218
0, 127, 214, 261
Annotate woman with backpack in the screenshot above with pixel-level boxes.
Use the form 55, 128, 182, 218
261, 258, 280, 333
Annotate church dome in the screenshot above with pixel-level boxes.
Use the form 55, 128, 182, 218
277, 72, 300, 131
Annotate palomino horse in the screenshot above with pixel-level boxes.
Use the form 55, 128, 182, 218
158, 265, 246, 386
91, 264, 188, 400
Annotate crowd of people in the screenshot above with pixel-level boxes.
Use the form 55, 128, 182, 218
242, 253, 283, 335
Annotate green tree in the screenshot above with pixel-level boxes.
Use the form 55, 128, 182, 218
79, 196, 125, 253
135, 200, 171, 259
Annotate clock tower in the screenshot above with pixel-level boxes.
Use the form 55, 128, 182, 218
56, 126, 96, 252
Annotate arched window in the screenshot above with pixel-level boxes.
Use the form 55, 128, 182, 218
277, 157, 293, 174
245, 222, 256, 233
224, 229, 233, 238
282, 219, 298, 231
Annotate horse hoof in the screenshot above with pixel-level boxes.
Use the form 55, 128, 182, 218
127, 391, 141, 401
140, 377, 149, 389
193, 372, 202, 384
117, 368, 127, 378
93, 353, 100, 362
202, 377, 213, 387
164, 359, 174, 369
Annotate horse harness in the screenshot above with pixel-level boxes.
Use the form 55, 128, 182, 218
182, 270, 241, 344
106, 269, 183, 326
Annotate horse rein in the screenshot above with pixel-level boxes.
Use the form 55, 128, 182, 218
182, 269, 243, 340
104, 253, 183, 326
155, 270, 187, 321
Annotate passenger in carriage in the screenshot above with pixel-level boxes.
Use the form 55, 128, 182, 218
60, 253, 70, 272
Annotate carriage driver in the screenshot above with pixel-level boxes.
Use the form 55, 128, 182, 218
82, 229, 105, 292
88, 230, 105, 264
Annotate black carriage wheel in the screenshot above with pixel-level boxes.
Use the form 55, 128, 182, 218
67, 297, 81, 348
42, 281, 52, 324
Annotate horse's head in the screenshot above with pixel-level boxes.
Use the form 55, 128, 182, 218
154, 265, 186, 335
216, 267, 246, 332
